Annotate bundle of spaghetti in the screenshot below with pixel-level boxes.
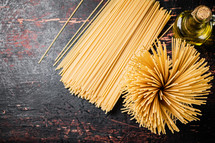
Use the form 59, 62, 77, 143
56, 0, 171, 112
121, 38, 213, 134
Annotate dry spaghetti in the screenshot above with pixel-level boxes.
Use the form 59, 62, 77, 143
56, 0, 171, 112
121, 38, 213, 134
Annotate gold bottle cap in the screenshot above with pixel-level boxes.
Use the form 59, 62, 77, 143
191, 5, 212, 23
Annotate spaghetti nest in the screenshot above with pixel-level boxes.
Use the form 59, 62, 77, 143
122, 38, 213, 134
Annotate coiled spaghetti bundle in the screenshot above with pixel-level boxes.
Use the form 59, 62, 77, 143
122, 38, 213, 134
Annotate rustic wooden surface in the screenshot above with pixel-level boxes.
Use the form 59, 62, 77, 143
0, 0, 215, 142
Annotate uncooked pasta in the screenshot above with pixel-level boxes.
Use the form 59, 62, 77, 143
55, 0, 171, 112
121, 38, 213, 134
38, 0, 84, 63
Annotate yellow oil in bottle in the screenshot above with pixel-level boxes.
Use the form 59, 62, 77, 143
173, 5, 213, 46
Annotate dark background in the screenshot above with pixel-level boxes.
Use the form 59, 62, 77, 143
0, 0, 215, 142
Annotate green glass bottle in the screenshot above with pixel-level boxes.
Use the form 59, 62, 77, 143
173, 5, 213, 46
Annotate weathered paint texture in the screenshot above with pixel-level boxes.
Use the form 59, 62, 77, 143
0, 0, 215, 142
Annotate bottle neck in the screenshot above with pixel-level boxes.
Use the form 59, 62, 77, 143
187, 14, 205, 28
189, 5, 212, 28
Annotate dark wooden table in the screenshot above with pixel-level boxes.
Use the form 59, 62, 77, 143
0, 0, 215, 142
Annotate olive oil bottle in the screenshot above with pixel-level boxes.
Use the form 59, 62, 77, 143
173, 5, 213, 46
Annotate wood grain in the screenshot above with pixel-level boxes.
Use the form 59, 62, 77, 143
0, 0, 214, 142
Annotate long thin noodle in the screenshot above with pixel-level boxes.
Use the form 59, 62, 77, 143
54, 0, 111, 66
38, 0, 84, 63
122, 38, 213, 134
55, 0, 104, 62
57, 0, 171, 112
